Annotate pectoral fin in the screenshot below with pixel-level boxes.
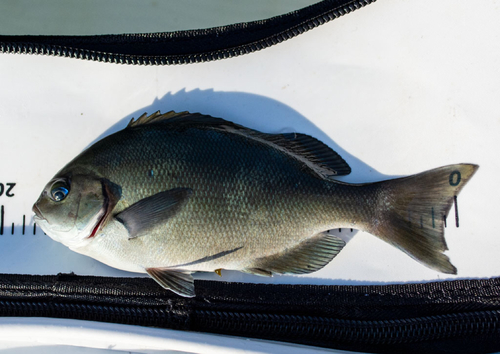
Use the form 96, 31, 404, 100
245, 233, 345, 275
146, 267, 195, 298
115, 188, 192, 239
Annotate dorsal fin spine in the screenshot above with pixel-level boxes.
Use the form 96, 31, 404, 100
127, 110, 191, 128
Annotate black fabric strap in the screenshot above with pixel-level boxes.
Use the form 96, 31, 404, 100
0, 273, 499, 353
0, 0, 376, 65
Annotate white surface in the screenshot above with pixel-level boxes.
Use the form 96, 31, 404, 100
0, 0, 498, 287
0, 318, 345, 353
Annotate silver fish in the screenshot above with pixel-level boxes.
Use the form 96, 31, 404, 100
32, 111, 478, 297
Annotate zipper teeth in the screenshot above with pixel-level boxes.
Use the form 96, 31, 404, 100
0, 0, 375, 65
0, 299, 190, 329
1, 298, 498, 345
193, 310, 500, 345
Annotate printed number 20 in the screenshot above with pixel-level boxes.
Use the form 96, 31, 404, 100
0, 183, 16, 197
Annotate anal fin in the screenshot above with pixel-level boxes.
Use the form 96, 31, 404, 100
146, 267, 195, 298
245, 233, 345, 275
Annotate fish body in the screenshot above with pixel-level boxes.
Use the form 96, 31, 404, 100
33, 112, 478, 297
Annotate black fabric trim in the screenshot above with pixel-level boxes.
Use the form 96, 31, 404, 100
0, 0, 376, 65
0, 273, 499, 353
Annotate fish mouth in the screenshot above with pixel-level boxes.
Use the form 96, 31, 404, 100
32, 203, 46, 221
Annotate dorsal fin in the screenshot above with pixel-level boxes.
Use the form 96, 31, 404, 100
127, 110, 198, 127
256, 132, 351, 177
127, 111, 351, 177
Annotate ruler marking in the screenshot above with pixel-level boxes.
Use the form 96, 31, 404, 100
454, 195, 459, 228
33, 223, 36, 235
22, 215, 25, 235
11, 223, 14, 235
0, 205, 3, 236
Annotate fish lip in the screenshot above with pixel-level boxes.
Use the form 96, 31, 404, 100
32, 203, 46, 222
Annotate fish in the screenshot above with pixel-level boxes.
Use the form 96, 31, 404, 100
32, 111, 478, 297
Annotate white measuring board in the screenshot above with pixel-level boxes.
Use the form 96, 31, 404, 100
0, 0, 499, 286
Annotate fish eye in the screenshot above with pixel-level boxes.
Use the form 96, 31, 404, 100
50, 180, 70, 202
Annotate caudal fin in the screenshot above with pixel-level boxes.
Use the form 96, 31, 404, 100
370, 164, 478, 274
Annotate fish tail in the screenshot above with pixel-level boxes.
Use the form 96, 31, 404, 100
368, 164, 478, 274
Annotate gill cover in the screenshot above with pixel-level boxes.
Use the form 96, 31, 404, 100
33, 175, 118, 249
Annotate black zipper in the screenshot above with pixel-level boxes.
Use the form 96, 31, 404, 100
0, 0, 376, 65
194, 310, 500, 353
0, 273, 499, 353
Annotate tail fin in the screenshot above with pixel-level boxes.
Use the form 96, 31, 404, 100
371, 164, 478, 274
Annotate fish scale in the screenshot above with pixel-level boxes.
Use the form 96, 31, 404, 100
32, 111, 478, 297
90, 126, 339, 255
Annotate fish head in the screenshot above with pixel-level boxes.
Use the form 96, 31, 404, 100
32, 173, 114, 250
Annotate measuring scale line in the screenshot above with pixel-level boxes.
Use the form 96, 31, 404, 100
0, 205, 41, 236
0, 205, 3, 236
